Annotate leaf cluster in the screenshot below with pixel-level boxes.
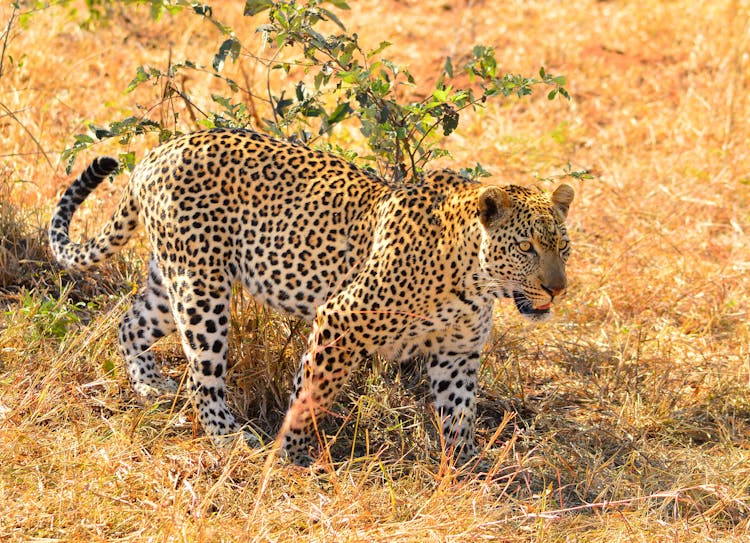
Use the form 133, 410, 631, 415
55, 0, 571, 181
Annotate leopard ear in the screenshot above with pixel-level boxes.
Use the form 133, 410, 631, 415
478, 186, 512, 227
551, 184, 574, 220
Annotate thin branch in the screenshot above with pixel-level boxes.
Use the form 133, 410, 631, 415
0, 102, 54, 171
265, 48, 283, 133
0, 7, 15, 80
240, 63, 264, 128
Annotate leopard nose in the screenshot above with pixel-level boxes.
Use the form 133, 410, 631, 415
542, 284, 566, 297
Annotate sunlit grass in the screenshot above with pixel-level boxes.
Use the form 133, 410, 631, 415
1, 0, 749, 541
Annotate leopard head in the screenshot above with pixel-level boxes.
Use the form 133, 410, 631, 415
477, 183, 574, 322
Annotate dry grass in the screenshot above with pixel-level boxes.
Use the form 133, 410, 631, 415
1, 0, 749, 541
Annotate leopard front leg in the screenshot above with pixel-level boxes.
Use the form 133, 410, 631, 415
426, 351, 482, 465
280, 311, 363, 466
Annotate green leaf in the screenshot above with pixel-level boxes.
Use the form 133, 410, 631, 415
158, 129, 173, 143
192, 4, 213, 17
320, 7, 346, 30
102, 357, 116, 375
460, 163, 492, 180
74, 134, 94, 145
91, 125, 114, 140
274, 93, 294, 116
368, 41, 391, 58
338, 69, 361, 84
468, 45, 497, 79
440, 107, 459, 136
197, 118, 216, 129
211, 94, 231, 109
119, 151, 136, 172
224, 76, 239, 92
444, 56, 453, 78
326, 0, 351, 9
449, 89, 470, 107
244, 0, 274, 16
432, 88, 449, 103
126, 66, 151, 93
213, 37, 241, 72
295, 81, 307, 102
18, 12, 32, 29
328, 102, 353, 124
150, 2, 164, 21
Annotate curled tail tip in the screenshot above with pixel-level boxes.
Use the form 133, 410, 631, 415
95, 156, 119, 173
82, 156, 119, 190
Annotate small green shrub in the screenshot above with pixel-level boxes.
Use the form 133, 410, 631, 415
57, 0, 571, 182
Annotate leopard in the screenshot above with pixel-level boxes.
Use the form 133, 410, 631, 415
49, 128, 574, 467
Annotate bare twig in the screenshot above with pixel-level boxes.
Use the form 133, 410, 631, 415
240, 63, 264, 128
0, 102, 54, 170
0, 7, 15, 80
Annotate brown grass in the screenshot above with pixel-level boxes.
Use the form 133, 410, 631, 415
1, 0, 749, 541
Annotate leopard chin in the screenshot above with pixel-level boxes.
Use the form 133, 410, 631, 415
512, 291, 552, 322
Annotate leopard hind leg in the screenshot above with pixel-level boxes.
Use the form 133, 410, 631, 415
118, 255, 178, 398
163, 269, 260, 448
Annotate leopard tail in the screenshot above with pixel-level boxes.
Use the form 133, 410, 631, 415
49, 157, 139, 270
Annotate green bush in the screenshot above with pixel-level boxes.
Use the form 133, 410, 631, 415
59, 0, 571, 182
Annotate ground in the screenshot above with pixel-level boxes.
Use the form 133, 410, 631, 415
0, 0, 749, 541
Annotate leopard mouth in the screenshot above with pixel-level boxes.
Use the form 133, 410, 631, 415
512, 291, 551, 317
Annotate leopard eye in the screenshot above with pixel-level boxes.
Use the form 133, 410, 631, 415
558, 239, 569, 251
518, 241, 534, 253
